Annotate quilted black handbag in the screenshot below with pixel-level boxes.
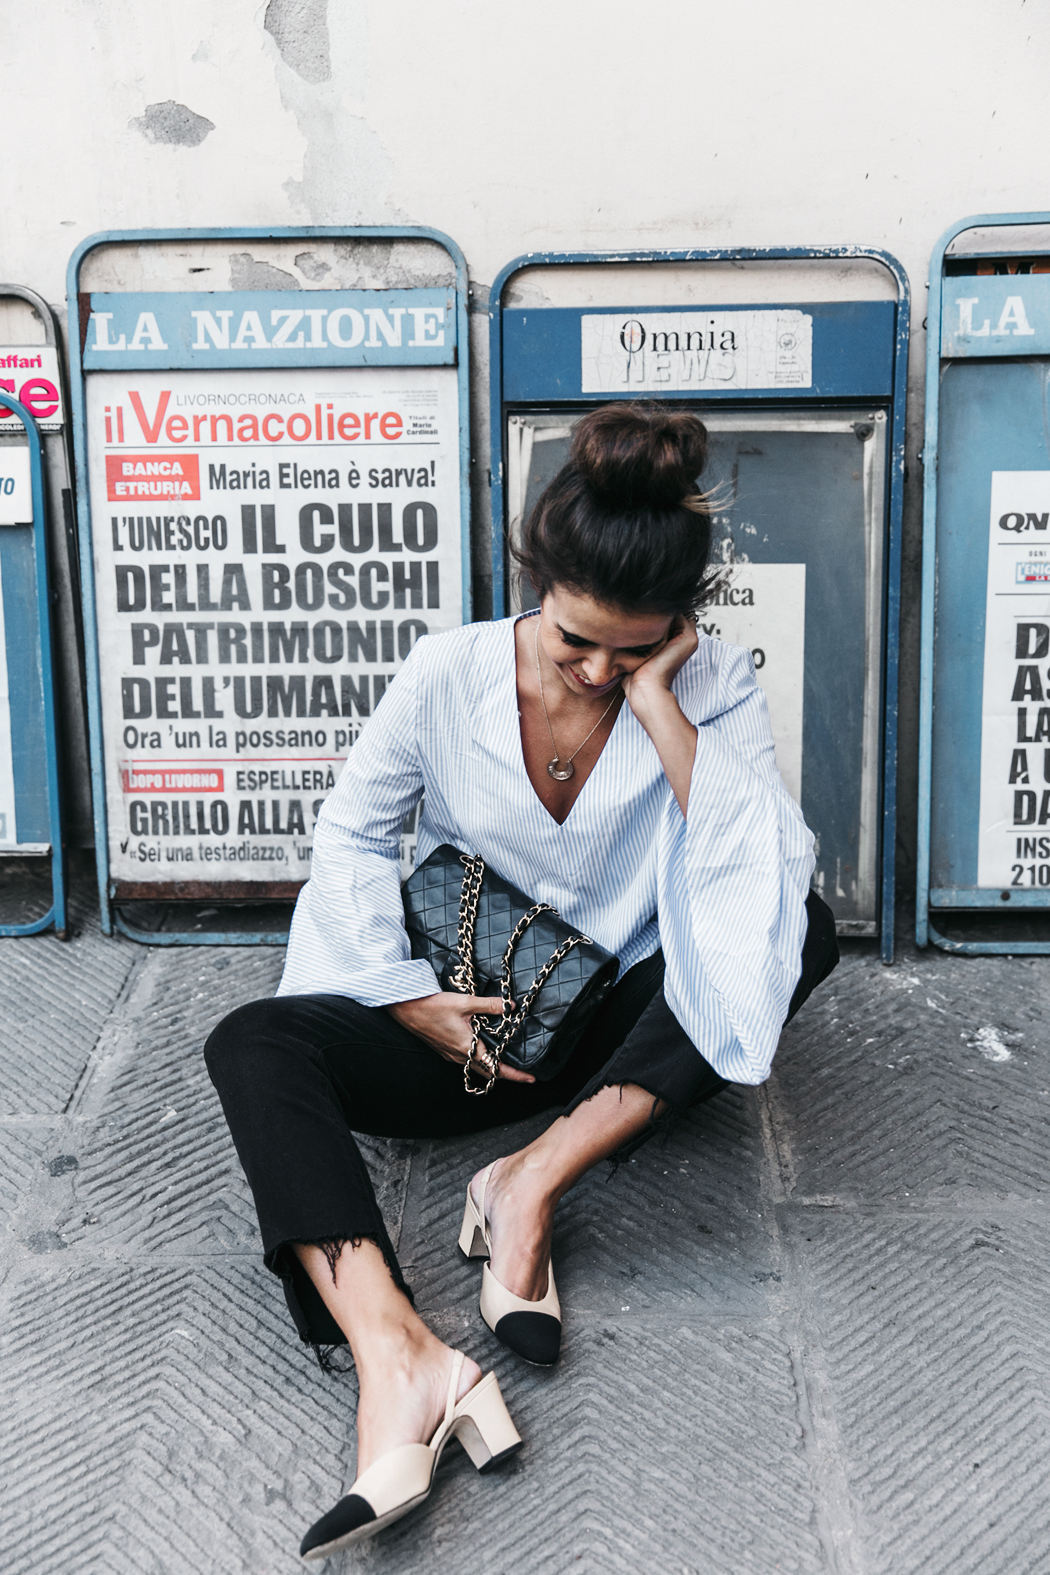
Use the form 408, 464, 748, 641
402, 844, 620, 1094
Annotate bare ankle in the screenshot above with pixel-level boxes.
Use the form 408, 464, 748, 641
352, 1310, 441, 1376
496, 1147, 564, 1215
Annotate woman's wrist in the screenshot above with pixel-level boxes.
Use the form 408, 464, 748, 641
385, 994, 438, 1026
624, 679, 680, 735
626, 683, 697, 816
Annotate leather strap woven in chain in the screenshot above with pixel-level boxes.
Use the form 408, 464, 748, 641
447, 853, 592, 1095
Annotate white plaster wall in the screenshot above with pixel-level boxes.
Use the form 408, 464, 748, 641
6, 0, 1047, 299
3, 0, 1049, 874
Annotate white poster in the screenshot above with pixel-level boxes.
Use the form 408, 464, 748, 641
978, 472, 1050, 889
87, 366, 462, 885
698, 562, 806, 803
581, 310, 812, 394
0, 555, 16, 846
0, 446, 31, 525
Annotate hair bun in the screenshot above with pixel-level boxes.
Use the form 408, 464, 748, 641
570, 404, 707, 511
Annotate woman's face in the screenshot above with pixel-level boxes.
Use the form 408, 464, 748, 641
538, 586, 674, 698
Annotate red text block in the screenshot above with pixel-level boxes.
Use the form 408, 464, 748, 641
106, 453, 201, 502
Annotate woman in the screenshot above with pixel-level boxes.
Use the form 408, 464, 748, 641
205, 404, 837, 1560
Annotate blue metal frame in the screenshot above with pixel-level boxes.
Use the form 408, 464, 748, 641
0, 391, 67, 938
488, 247, 909, 964
917, 211, 1050, 955
67, 226, 471, 946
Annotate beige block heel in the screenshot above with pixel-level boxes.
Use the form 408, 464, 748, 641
299, 1352, 522, 1561
450, 1370, 523, 1472
458, 1184, 490, 1259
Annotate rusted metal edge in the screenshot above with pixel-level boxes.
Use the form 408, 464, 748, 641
112, 880, 302, 902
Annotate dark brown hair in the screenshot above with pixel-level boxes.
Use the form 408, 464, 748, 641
513, 403, 717, 615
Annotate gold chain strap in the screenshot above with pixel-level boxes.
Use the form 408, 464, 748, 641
448, 854, 592, 1096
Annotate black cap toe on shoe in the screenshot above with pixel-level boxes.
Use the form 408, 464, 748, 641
494, 1310, 561, 1365
300, 1494, 376, 1559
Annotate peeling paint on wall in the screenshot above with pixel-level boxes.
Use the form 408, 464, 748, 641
260, 0, 397, 226
228, 252, 299, 289
128, 101, 215, 148
294, 251, 331, 282
264, 0, 331, 85
325, 241, 453, 290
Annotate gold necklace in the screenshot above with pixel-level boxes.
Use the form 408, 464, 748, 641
533, 616, 620, 782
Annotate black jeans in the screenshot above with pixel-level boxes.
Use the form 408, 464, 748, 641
205, 891, 837, 1349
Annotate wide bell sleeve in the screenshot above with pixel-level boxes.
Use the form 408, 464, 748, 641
276, 640, 441, 1005
658, 642, 816, 1085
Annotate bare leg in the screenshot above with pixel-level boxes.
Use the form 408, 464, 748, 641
293, 1241, 481, 1475
471, 1082, 664, 1301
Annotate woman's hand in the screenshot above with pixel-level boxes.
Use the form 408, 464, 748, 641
621, 613, 698, 714
621, 614, 699, 817
386, 992, 536, 1083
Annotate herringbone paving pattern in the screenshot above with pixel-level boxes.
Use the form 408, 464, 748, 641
1, 891, 1049, 1573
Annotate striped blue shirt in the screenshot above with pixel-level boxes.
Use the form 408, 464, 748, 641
278, 614, 815, 1084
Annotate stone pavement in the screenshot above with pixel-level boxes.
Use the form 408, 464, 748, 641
2, 864, 1050, 1575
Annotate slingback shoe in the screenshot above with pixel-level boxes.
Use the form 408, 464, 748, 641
459, 1161, 562, 1366
299, 1351, 521, 1561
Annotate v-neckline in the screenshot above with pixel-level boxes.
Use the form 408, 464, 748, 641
510, 611, 626, 831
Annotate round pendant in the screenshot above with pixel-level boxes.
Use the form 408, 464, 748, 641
547, 758, 575, 782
